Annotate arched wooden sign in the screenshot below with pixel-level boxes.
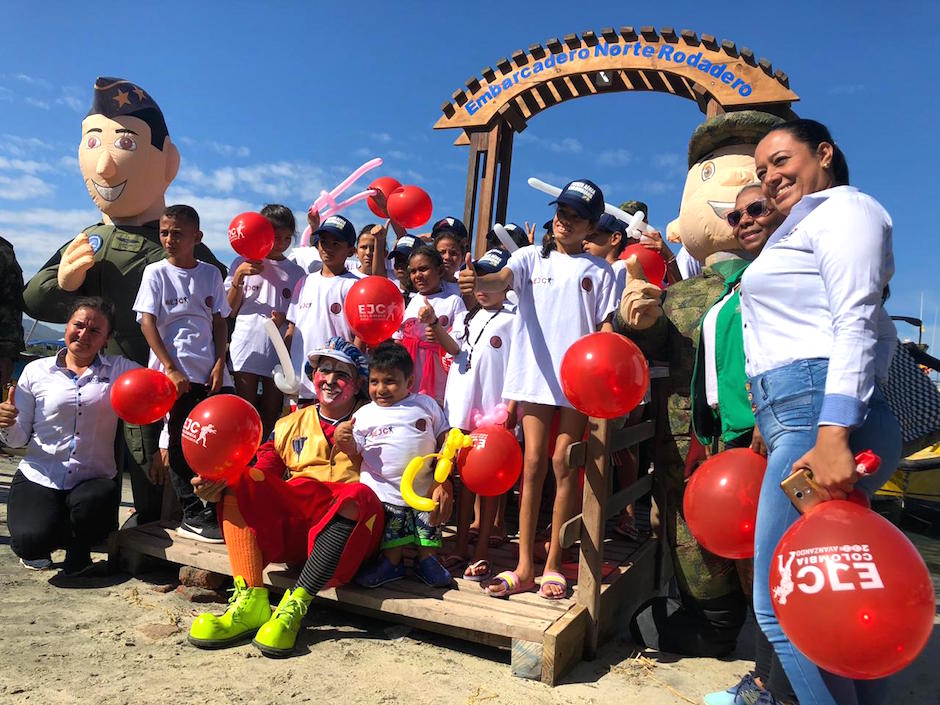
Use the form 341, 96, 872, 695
434, 26, 799, 254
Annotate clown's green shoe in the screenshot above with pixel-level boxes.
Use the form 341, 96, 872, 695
252, 586, 312, 658
188, 576, 271, 649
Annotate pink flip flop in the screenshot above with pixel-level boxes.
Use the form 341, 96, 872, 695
537, 571, 569, 600
485, 570, 535, 598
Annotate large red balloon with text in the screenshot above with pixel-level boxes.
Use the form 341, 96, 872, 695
344, 276, 405, 345
181, 394, 262, 482
620, 244, 667, 287
560, 332, 649, 418
367, 176, 402, 218
386, 185, 433, 229
683, 448, 766, 559
457, 425, 522, 497
228, 212, 275, 260
771, 501, 934, 679
110, 368, 177, 425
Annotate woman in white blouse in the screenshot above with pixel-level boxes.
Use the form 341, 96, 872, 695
0, 297, 139, 576
741, 120, 901, 705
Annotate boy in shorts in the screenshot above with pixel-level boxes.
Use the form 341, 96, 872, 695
334, 341, 454, 588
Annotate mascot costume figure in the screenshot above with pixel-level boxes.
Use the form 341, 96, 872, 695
24, 77, 226, 523
617, 110, 783, 657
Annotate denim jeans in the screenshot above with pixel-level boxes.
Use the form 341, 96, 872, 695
750, 358, 902, 705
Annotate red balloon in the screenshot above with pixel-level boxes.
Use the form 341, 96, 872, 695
560, 332, 649, 418
181, 394, 262, 482
109, 368, 177, 425
620, 244, 667, 287
457, 425, 522, 496
344, 276, 405, 345
683, 448, 767, 559
228, 212, 275, 260
772, 501, 934, 679
386, 185, 433, 229
367, 176, 402, 218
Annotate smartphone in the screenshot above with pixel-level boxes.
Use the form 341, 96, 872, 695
781, 468, 825, 513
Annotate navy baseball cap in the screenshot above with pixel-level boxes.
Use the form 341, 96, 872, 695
313, 215, 356, 246
550, 179, 605, 221
474, 248, 511, 275
597, 213, 628, 236
431, 216, 468, 242
387, 234, 421, 259
485, 222, 528, 251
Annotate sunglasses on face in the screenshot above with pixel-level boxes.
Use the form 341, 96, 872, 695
726, 199, 770, 228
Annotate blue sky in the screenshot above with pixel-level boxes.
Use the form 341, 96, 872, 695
1, 1, 938, 342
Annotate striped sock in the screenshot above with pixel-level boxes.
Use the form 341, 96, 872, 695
221, 492, 265, 588
295, 515, 357, 600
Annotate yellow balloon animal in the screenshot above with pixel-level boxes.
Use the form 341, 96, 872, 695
400, 428, 472, 511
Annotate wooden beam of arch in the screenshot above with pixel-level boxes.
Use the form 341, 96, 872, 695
434, 27, 798, 133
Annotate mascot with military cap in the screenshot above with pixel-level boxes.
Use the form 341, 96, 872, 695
617, 110, 784, 658
24, 77, 226, 523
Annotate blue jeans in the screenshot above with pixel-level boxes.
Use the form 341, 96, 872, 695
750, 358, 901, 705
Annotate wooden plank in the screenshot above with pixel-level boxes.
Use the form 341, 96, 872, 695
463, 130, 486, 245
597, 539, 658, 642
541, 604, 588, 685
609, 419, 655, 452
511, 639, 543, 680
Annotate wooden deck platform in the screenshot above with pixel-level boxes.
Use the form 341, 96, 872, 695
110, 518, 658, 684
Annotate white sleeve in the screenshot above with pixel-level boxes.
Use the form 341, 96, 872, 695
814, 195, 893, 428
209, 268, 230, 317
595, 262, 616, 325
286, 275, 307, 325
0, 363, 35, 448
133, 265, 161, 321
506, 246, 534, 295
224, 258, 243, 293
429, 397, 449, 438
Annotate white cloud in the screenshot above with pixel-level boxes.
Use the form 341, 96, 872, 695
15, 73, 53, 90
829, 84, 866, 95
369, 132, 392, 143
179, 137, 250, 158
25, 97, 50, 110
178, 160, 329, 201
0, 135, 55, 157
641, 179, 674, 196
517, 132, 582, 154
58, 155, 79, 170
56, 86, 85, 113
387, 150, 412, 160
0, 173, 54, 200
0, 156, 53, 174
596, 148, 632, 166
353, 147, 371, 158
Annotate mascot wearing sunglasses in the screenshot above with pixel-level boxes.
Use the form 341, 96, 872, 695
617, 110, 784, 657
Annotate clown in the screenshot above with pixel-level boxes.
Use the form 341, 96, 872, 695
23, 77, 226, 523
616, 110, 784, 658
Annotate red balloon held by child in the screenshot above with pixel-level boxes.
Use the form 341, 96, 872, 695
109, 368, 177, 425
457, 425, 522, 497
367, 176, 402, 218
228, 212, 275, 260
344, 276, 405, 346
560, 332, 649, 418
683, 448, 766, 559
386, 185, 433, 229
620, 243, 666, 287
181, 394, 262, 482
771, 501, 934, 679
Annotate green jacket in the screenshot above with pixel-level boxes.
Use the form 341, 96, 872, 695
690, 264, 754, 446
0, 235, 25, 359
23, 222, 226, 366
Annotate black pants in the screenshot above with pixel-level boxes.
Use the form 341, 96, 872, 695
7, 470, 119, 560
167, 384, 210, 519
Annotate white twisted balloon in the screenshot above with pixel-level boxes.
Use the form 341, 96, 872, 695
263, 317, 300, 396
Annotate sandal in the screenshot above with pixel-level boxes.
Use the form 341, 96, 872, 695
413, 556, 455, 588
462, 559, 491, 582
487, 532, 508, 548
485, 570, 535, 598
355, 556, 405, 589
537, 571, 569, 600
614, 513, 639, 541
439, 553, 467, 572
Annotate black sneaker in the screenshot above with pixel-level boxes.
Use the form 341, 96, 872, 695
61, 548, 95, 577
177, 506, 224, 544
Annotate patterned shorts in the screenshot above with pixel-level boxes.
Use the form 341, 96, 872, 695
380, 502, 441, 549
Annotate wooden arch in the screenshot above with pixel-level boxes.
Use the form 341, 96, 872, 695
433, 26, 799, 254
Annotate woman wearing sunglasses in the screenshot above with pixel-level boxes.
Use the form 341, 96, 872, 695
740, 119, 901, 705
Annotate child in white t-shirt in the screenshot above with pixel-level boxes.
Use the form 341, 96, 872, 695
225, 204, 305, 440
350, 223, 383, 279
436, 248, 518, 582
394, 245, 466, 406
333, 342, 454, 588
134, 205, 229, 542
459, 180, 616, 600
285, 215, 360, 404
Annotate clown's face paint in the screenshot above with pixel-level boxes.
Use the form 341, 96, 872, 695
313, 360, 358, 405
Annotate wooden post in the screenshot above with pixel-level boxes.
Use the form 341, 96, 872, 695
472, 120, 503, 258
462, 130, 487, 248
494, 123, 514, 226
575, 416, 611, 658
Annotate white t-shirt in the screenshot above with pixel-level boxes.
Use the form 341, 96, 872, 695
395, 287, 467, 404
225, 256, 305, 376
287, 246, 323, 275
503, 246, 616, 407
443, 303, 516, 430
287, 270, 359, 399
354, 393, 449, 505
133, 260, 229, 384
611, 259, 628, 309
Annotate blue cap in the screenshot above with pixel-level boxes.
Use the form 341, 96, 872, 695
306, 336, 369, 380
474, 247, 511, 275
313, 215, 356, 246
596, 213, 628, 236
549, 179, 605, 221
387, 234, 422, 260
485, 222, 528, 251
431, 216, 468, 242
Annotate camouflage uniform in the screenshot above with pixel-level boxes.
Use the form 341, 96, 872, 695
24, 222, 226, 522
0, 236, 25, 386
618, 256, 751, 656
